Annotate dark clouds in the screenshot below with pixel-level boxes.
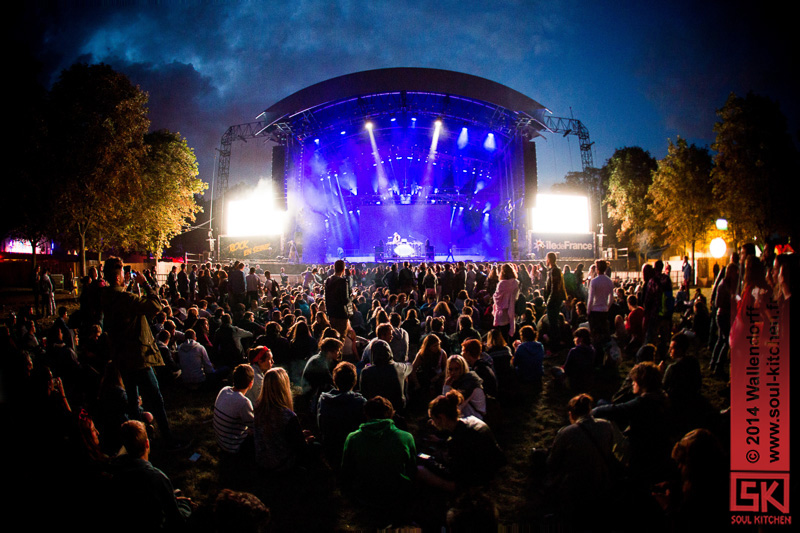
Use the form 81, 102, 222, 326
12, 0, 796, 189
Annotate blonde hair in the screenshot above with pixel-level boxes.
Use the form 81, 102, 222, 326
255, 367, 294, 420
445, 354, 469, 384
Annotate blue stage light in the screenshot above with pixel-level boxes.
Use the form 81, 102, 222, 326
457, 127, 468, 149
484, 133, 496, 151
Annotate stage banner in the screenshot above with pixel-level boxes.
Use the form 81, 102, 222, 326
528, 233, 595, 260
219, 235, 282, 260
729, 288, 790, 526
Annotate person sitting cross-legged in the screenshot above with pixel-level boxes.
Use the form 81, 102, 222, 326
340, 396, 417, 522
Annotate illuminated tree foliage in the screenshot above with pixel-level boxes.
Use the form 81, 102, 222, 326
603, 147, 658, 257
45, 63, 205, 273
711, 92, 797, 245
48, 63, 150, 275
133, 130, 206, 258
648, 138, 716, 269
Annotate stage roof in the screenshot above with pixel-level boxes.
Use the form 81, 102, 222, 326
257, 67, 549, 136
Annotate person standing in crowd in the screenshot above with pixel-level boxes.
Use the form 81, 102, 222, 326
492, 264, 519, 342
101, 257, 180, 448
325, 259, 353, 338
681, 256, 693, 289
587, 260, 614, 366
544, 252, 566, 349
245, 267, 262, 309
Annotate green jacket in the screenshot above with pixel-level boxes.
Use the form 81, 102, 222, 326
101, 285, 163, 372
341, 419, 416, 505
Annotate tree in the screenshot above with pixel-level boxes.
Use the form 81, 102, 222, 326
131, 130, 207, 258
711, 92, 798, 246
47, 63, 150, 275
648, 138, 716, 276
603, 147, 659, 261
551, 170, 593, 196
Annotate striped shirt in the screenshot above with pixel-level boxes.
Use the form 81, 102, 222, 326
213, 387, 254, 453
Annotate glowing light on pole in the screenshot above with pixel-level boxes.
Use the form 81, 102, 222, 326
710, 237, 727, 258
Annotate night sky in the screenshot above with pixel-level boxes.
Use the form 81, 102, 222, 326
13, 1, 798, 193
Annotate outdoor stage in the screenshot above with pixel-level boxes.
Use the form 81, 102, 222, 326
220, 68, 556, 264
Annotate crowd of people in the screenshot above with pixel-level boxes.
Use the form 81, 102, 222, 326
0, 246, 793, 531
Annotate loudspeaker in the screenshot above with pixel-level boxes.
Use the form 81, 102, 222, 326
426, 245, 435, 261
272, 145, 287, 210
510, 229, 519, 260
374, 246, 384, 263
522, 141, 538, 210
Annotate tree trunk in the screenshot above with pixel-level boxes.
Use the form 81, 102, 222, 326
79, 230, 86, 277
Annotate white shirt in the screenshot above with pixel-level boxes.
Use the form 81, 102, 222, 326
587, 274, 614, 313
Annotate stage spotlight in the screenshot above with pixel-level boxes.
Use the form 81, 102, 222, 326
484, 133, 496, 151
390, 117, 397, 122
457, 127, 468, 149
530, 194, 590, 234
340, 130, 346, 135
365, 121, 374, 130
227, 187, 286, 237
434, 119, 442, 129
314, 138, 320, 145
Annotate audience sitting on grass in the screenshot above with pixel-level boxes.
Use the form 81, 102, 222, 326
316, 361, 366, 469
254, 367, 316, 473
341, 395, 417, 523
300, 337, 343, 412
213, 364, 255, 455
4, 254, 770, 530
177, 329, 218, 389
110, 420, 193, 532
556, 327, 595, 391
417, 389, 505, 491
511, 325, 544, 386
442, 354, 487, 420
546, 393, 618, 528
359, 339, 414, 414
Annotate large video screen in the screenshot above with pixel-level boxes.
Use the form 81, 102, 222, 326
359, 205, 452, 252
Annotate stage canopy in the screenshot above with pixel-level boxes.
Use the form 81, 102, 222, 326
253, 68, 550, 262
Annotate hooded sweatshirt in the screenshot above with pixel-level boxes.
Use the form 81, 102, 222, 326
177, 339, 214, 384
341, 419, 416, 506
